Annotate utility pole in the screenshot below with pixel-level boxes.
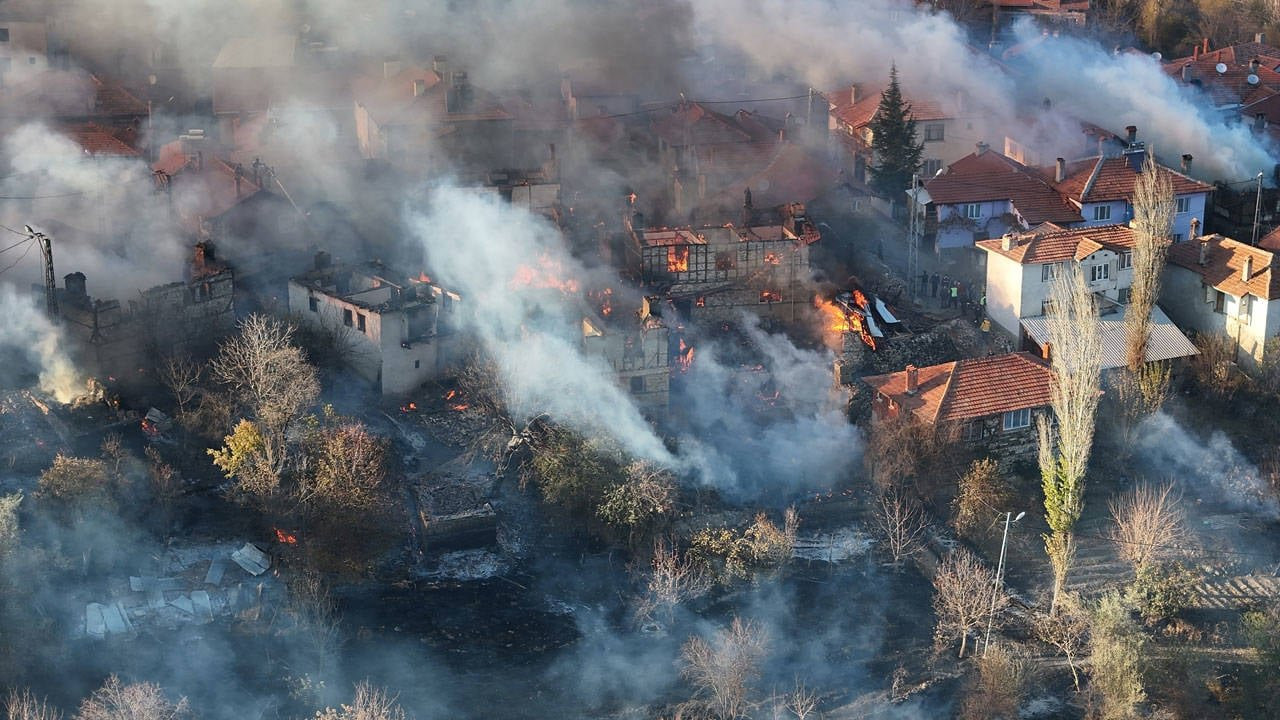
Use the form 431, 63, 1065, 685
907, 173, 921, 302
983, 510, 1025, 657
26, 226, 57, 319
1252, 171, 1265, 246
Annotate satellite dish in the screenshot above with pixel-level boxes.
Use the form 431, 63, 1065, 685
1216, 62, 1229, 74
1249, 73, 1261, 85
1152, 51, 1163, 61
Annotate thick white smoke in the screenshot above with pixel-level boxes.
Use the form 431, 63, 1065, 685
0, 283, 86, 402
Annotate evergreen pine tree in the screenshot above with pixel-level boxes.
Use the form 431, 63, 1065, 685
868, 65, 924, 200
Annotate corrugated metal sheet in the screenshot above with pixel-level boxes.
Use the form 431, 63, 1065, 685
1020, 305, 1198, 370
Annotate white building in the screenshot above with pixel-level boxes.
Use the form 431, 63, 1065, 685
1163, 233, 1280, 372
288, 255, 465, 396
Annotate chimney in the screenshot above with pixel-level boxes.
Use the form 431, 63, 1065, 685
64, 272, 86, 297
1204, 38, 1210, 54
1182, 64, 1193, 82
413, 78, 426, 97
1256, 113, 1268, 132
1251, 57, 1261, 73
849, 84, 858, 105
314, 251, 331, 271
976, 141, 990, 155
1181, 153, 1193, 173
1001, 233, 1017, 251
1243, 255, 1253, 282
1055, 157, 1066, 182
1194, 45, 1200, 60
1257, 32, 1267, 44
1125, 125, 1138, 145
432, 54, 448, 75
904, 364, 919, 395
382, 57, 401, 79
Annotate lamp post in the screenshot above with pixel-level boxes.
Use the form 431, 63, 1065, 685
983, 510, 1025, 657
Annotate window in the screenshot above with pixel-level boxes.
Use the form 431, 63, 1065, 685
964, 203, 982, 219
1175, 196, 1190, 214
715, 251, 736, 270
630, 376, 645, 394
1093, 205, 1111, 221
924, 123, 945, 142
1213, 289, 1226, 314
1119, 252, 1133, 269
357, 314, 367, 333
1239, 294, 1252, 321
962, 422, 983, 442
759, 289, 782, 303
1041, 263, 1061, 282
0, 29, 9, 42
1090, 263, 1110, 282
1002, 408, 1032, 431
1118, 287, 1131, 304
414, 359, 420, 369
1173, 233, 1184, 243
342, 308, 353, 327
308, 296, 318, 313
923, 158, 944, 177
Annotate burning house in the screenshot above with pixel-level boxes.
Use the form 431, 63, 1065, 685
57, 242, 235, 378
581, 296, 671, 413
288, 255, 465, 396
638, 203, 820, 325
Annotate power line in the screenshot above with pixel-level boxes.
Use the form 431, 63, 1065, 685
0, 236, 30, 255
0, 191, 87, 200
0, 223, 27, 237
0, 238, 35, 277
1077, 530, 1277, 560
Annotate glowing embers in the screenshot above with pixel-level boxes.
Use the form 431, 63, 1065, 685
274, 528, 298, 544
444, 389, 469, 411
813, 294, 876, 350
676, 338, 695, 373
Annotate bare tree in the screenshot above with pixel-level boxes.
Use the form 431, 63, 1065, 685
1191, 333, 1243, 399
958, 642, 1029, 720
681, 616, 770, 719
1041, 265, 1102, 613
952, 458, 1007, 538
287, 570, 342, 676
1125, 155, 1175, 371
0, 492, 21, 559
210, 315, 319, 471
875, 489, 928, 570
638, 536, 711, 625
144, 447, 181, 530
299, 421, 387, 513
158, 354, 202, 420
6, 690, 61, 720
1108, 362, 1171, 455
1032, 592, 1089, 690
314, 681, 408, 720
75, 676, 188, 720
1109, 483, 1188, 572
934, 549, 1005, 658
783, 681, 817, 720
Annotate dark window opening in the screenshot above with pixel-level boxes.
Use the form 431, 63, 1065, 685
414, 359, 420, 369
357, 314, 366, 333
308, 296, 318, 312
0, 29, 10, 43
630, 376, 644, 394
342, 308, 353, 327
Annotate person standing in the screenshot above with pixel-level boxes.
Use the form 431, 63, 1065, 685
919, 271, 928, 295
949, 283, 958, 309
930, 272, 940, 298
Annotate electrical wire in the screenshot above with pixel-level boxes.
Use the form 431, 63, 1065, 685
0, 223, 28, 238
0, 236, 30, 255
0, 238, 35, 277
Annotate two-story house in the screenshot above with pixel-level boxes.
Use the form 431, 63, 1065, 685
924, 146, 1083, 249
1054, 142, 1213, 242
1163, 232, 1280, 372
863, 352, 1055, 459
977, 223, 1198, 368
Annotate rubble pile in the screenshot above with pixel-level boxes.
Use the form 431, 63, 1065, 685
80, 542, 281, 640
415, 472, 499, 551
419, 407, 493, 447
859, 328, 960, 376
0, 391, 61, 473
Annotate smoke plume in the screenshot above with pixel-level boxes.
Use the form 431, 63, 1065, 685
0, 283, 86, 402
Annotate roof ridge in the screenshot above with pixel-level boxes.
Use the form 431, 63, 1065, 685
930, 360, 961, 425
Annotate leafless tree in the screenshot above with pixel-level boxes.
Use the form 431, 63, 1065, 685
1108, 363, 1171, 456
681, 616, 770, 719
875, 489, 928, 570
1041, 265, 1102, 614
6, 690, 61, 720
314, 681, 408, 720
454, 352, 555, 476
1125, 155, 1175, 371
783, 681, 817, 720
952, 458, 1007, 538
1191, 333, 1243, 399
210, 314, 319, 471
958, 642, 1029, 720
0, 492, 21, 559
74, 676, 188, 720
638, 536, 711, 625
299, 421, 387, 513
36, 455, 110, 516
158, 354, 202, 420
287, 570, 342, 676
144, 447, 181, 529
1109, 483, 1189, 572
865, 413, 959, 494
934, 549, 1006, 658
1032, 592, 1089, 690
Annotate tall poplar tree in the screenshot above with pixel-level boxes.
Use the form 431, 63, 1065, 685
868, 65, 925, 200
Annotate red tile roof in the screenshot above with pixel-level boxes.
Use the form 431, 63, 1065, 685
825, 84, 952, 131
1167, 234, 1280, 301
864, 352, 1055, 425
352, 63, 511, 126
153, 141, 264, 233
1165, 43, 1280, 105
649, 102, 778, 147
697, 143, 838, 216
0, 69, 146, 121
61, 123, 140, 156
1055, 155, 1211, 203
925, 150, 1083, 224
976, 222, 1137, 264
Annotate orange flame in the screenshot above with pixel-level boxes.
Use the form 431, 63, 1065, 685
415, 271, 431, 284
400, 401, 418, 413
813, 296, 876, 350
760, 289, 782, 303
764, 252, 781, 266
676, 339, 695, 373
275, 528, 298, 544
666, 246, 689, 273
445, 389, 469, 411
510, 254, 581, 294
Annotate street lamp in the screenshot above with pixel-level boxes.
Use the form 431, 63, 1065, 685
983, 510, 1025, 657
